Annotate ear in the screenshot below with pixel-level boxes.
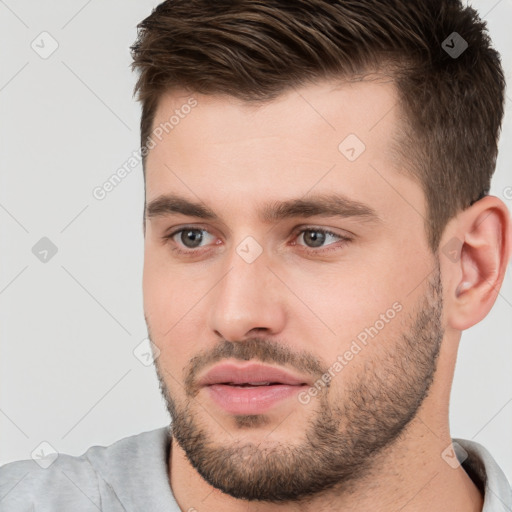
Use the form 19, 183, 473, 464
441, 195, 511, 331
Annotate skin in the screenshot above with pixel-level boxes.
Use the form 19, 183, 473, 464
142, 78, 511, 511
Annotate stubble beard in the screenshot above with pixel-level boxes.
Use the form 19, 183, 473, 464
151, 264, 444, 502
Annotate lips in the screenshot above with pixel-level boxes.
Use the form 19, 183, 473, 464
198, 362, 311, 415
197, 362, 310, 388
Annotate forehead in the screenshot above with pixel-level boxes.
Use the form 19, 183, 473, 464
144, 78, 422, 225
148, 78, 400, 160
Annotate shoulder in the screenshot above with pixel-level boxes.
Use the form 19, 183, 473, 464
0, 427, 170, 511
454, 438, 512, 511
0, 450, 100, 511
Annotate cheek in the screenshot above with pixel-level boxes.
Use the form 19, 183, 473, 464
143, 249, 169, 335
278, 253, 419, 376
143, 245, 188, 342
143, 246, 209, 373
281, 258, 405, 339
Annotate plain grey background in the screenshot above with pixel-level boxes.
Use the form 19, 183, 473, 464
1, 0, 511, 485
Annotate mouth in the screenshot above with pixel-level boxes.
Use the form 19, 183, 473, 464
197, 362, 310, 415
218, 382, 287, 387
198, 362, 309, 387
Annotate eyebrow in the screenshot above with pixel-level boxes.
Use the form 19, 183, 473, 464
145, 193, 380, 224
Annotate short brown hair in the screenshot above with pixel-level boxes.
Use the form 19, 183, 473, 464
131, 0, 505, 250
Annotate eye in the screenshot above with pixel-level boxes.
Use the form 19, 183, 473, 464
163, 226, 351, 256
296, 228, 342, 248
166, 227, 217, 252
292, 227, 350, 253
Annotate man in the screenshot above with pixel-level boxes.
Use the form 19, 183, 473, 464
1, 0, 511, 510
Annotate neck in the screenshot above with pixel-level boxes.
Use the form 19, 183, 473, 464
168, 416, 484, 512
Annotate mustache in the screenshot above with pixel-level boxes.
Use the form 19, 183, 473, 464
184, 337, 327, 397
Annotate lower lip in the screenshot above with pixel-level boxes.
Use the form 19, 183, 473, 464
205, 384, 305, 415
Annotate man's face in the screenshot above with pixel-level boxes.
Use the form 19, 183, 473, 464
142, 79, 444, 501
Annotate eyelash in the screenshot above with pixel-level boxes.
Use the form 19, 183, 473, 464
162, 226, 352, 256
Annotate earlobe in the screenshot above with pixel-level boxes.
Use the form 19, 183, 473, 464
446, 196, 511, 331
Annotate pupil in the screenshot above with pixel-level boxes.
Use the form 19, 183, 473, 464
182, 229, 203, 248
304, 230, 325, 247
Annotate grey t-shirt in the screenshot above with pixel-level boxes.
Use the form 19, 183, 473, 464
0, 427, 510, 511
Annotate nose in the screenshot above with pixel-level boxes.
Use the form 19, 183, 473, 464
207, 240, 287, 342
